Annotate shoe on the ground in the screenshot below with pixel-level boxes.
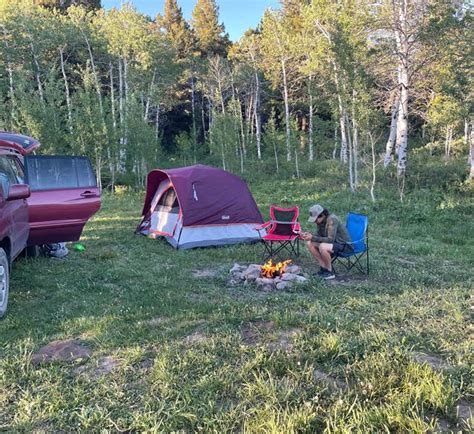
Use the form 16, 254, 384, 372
321, 269, 336, 280
317, 267, 327, 276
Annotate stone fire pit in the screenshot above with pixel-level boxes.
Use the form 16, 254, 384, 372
229, 262, 308, 291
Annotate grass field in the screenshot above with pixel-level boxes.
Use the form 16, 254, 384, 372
1, 159, 473, 432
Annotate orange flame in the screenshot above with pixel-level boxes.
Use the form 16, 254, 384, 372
260, 259, 292, 278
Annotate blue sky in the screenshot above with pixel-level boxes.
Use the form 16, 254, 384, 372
102, 0, 281, 41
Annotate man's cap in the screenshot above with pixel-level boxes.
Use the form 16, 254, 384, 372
308, 204, 324, 222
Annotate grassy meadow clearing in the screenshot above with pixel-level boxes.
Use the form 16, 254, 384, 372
1, 157, 473, 432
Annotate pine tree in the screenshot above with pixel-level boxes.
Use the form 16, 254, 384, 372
157, 0, 194, 57
191, 0, 229, 56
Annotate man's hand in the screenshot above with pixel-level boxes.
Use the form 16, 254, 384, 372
299, 231, 312, 241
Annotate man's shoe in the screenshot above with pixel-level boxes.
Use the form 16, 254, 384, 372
317, 267, 327, 276
321, 270, 336, 280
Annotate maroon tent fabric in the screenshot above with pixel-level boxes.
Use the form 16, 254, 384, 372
142, 164, 263, 226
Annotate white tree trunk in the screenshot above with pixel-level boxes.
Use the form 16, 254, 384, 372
191, 71, 197, 163
308, 78, 314, 161
352, 92, 359, 188
384, 94, 399, 167
2, 27, 15, 118
60, 48, 73, 135
469, 121, 474, 179
144, 69, 155, 122
281, 59, 291, 161
396, 65, 409, 177
333, 125, 338, 159
109, 63, 116, 129
254, 71, 262, 160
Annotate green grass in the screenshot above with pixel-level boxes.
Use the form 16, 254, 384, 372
1, 159, 473, 432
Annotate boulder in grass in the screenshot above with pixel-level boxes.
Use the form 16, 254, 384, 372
285, 265, 301, 274
230, 263, 246, 274
281, 273, 298, 282
276, 281, 290, 290
32, 339, 91, 365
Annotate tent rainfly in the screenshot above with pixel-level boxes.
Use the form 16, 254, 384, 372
137, 165, 264, 249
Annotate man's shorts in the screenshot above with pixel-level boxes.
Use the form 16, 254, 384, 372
332, 242, 353, 255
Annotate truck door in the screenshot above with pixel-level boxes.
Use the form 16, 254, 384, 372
24, 156, 101, 246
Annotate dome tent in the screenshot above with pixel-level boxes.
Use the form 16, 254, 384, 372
137, 165, 264, 249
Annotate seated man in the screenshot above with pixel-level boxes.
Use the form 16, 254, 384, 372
299, 204, 353, 280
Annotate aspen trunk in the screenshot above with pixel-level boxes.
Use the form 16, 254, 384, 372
396, 64, 409, 177
29, 39, 44, 102
191, 72, 197, 163
144, 69, 155, 122
281, 59, 291, 161
308, 77, 314, 161
109, 63, 116, 191
60, 48, 73, 135
2, 27, 16, 118
254, 71, 262, 160
384, 94, 399, 167
469, 121, 474, 179
333, 125, 338, 159
352, 91, 358, 188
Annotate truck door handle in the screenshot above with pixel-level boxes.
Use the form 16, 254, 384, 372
80, 191, 97, 198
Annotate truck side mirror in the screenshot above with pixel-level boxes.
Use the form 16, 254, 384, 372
7, 184, 31, 201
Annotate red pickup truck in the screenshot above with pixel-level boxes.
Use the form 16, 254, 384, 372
0, 131, 101, 317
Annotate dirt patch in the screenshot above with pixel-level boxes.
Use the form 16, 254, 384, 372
313, 368, 348, 392
267, 328, 301, 352
394, 257, 418, 265
74, 356, 119, 379
183, 331, 208, 345
411, 352, 451, 370
142, 316, 168, 327
32, 340, 91, 365
241, 320, 276, 345
192, 269, 218, 278
456, 400, 473, 426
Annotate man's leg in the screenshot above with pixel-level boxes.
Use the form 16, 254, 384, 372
319, 243, 334, 272
306, 241, 325, 268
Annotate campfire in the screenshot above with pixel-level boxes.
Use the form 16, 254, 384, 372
229, 261, 308, 292
260, 259, 292, 278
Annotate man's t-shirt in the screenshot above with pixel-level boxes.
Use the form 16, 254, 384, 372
311, 214, 352, 248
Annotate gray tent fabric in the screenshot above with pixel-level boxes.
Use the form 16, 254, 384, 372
137, 165, 264, 249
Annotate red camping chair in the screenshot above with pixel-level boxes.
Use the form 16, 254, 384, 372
256, 206, 301, 261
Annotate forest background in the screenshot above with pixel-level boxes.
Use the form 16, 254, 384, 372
0, 0, 472, 199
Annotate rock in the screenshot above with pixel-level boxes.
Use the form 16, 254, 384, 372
281, 273, 298, 282
295, 275, 308, 283
276, 281, 290, 290
32, 340, 91, 365
261, 285, 274, 292
230, 263, 246, 274
243, 267, 261, 281
285, 265, 301, 274
232, 272, 245, 281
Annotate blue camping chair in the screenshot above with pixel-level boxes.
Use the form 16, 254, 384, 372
332, 213, 369, 274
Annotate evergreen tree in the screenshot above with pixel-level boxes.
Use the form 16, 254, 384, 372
191, 0, 229, 56
157, 0, 194, 58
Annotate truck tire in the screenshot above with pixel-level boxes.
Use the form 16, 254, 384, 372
0, 248, 9, 318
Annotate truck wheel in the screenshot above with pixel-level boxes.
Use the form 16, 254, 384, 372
0, 248, 9, 318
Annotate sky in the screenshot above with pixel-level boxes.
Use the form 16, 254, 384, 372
101, 0, 281, 41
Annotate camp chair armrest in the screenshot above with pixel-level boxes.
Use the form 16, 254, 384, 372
345, 237, 365, 245
256, 221, 272, 231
